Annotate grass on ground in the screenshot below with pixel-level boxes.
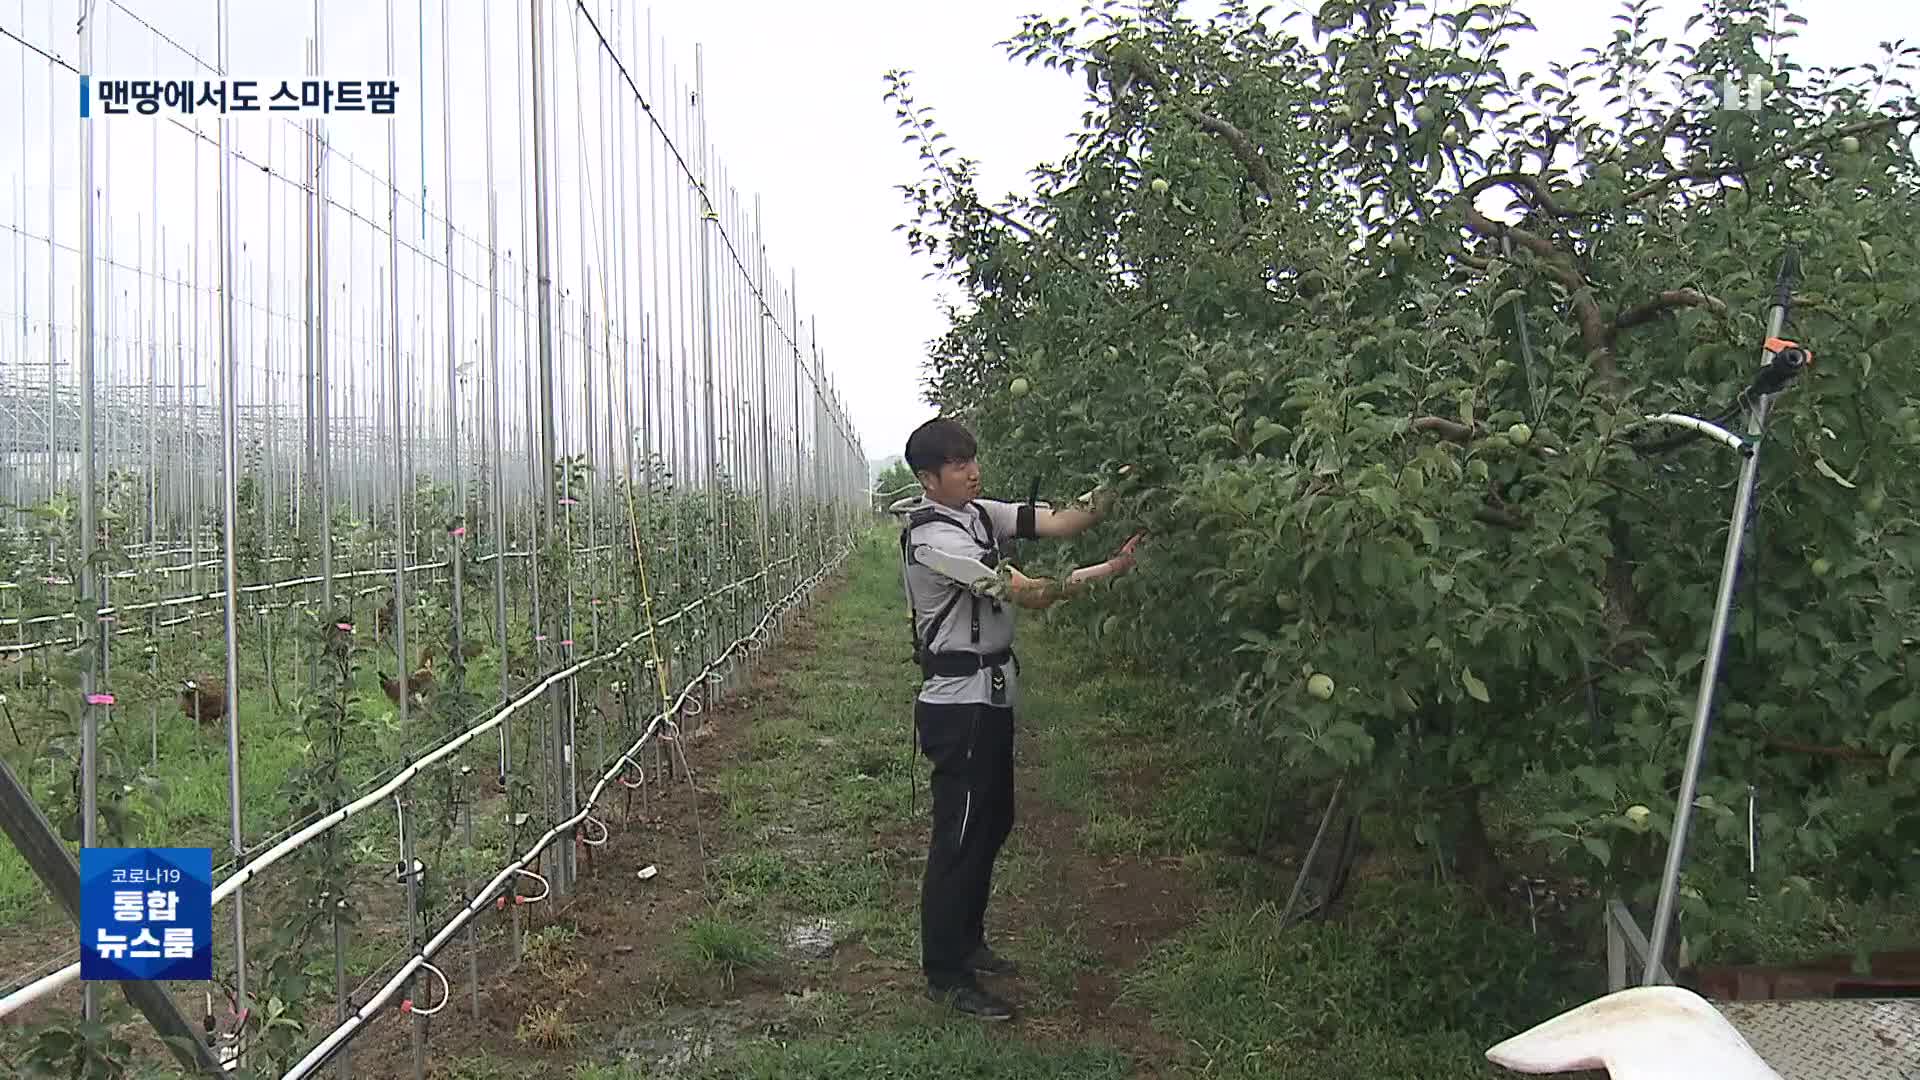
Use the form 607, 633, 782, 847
480, 528, 1599, 1078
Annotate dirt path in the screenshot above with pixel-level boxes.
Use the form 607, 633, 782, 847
329, 533, 1219, 1079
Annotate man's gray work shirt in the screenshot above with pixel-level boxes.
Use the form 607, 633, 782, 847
896, 495, 1022, 708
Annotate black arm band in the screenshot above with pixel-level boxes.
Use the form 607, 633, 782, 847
1015, 503, 1037, 540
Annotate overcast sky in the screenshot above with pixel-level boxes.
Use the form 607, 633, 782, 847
0, 0, 1911, 483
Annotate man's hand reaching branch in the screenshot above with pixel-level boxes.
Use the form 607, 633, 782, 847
1008, 531, 1147, 610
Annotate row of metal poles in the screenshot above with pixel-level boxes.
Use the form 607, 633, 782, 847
0, 0, 868, 1076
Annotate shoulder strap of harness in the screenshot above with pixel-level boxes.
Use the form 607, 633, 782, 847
962, 501, 1003, 647
973, 500, 996, 549
901, 507, 962, 668
900, 502, 1001, 670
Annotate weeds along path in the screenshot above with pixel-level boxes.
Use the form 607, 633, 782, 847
404, 526, 1591, 1080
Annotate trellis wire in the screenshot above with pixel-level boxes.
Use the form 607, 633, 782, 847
0, 2, 868, 1077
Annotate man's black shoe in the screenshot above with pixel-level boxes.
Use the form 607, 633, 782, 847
965, 944, 1021, 978
926, 983, 1016, 1021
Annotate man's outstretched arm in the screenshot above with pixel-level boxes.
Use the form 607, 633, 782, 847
1028, 469, 1132, 539
1030, 504, 1100, 539
1004, 533, 1145, 609
1032, 485, 1124, 538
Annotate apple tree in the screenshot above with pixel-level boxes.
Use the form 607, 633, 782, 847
890, 0, 1920, 962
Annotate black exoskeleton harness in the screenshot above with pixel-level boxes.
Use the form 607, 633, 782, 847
899, 494, 1040, 694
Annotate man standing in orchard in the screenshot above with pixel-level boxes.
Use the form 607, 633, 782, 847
893, 416, 1144, 1021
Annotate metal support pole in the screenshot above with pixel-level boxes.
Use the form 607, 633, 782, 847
307, 10, 348, 1074
76, 0, 100, 1022
45, 0, 56, 506
482, 0, 509, 794
380, 1, 423, 1072
213, 0, 253, 1042
434, 0, 477, 1026
694, 49, 719, 706
528, 0, 568, 896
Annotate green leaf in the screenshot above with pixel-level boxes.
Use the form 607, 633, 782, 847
1812, 457, 1857, 489
1572, 765, 1616, 803
1413, 515, 1440, 549
1891, 743, 1913, 779
1461, 667, 1490, 703
1880, 697, 1920, 734
1581, 835, 1611, 867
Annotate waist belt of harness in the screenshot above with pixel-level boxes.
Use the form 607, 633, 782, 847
919, 647, 1017, 679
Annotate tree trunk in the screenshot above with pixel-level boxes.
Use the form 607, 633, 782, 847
1452, 782, 1506, 900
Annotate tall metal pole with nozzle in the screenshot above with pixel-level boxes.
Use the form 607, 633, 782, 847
1642, 250, 1804, 985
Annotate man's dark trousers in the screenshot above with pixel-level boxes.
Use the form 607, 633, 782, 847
917, 699, 1015, 989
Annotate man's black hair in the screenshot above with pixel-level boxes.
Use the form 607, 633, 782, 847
904, 418, 977, 478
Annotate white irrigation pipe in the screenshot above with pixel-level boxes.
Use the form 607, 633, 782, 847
0, 964, 79, 1020
0, 546, 541, 597
279, 547, 848, 1080
1, 589, 388, 654
0, 551, 795, 654
0, 555, 807, 1019
0, 559, 453, 628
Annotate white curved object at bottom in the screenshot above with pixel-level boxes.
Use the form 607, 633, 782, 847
1486, 986, 1781, 1079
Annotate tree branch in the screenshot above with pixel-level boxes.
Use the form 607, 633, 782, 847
1475, 505, 1528, 530
1409, 416, 1477, 443
1609, 288, 1729, 340
1462, 171, 1586, 220
967, 197, 1110, 290
1456, 175, 1613, 378
1618, 111, 1920, 207
1116, 55, 1284, 204
1456, 112, 1919, 380
1761, 737, 1884, 764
